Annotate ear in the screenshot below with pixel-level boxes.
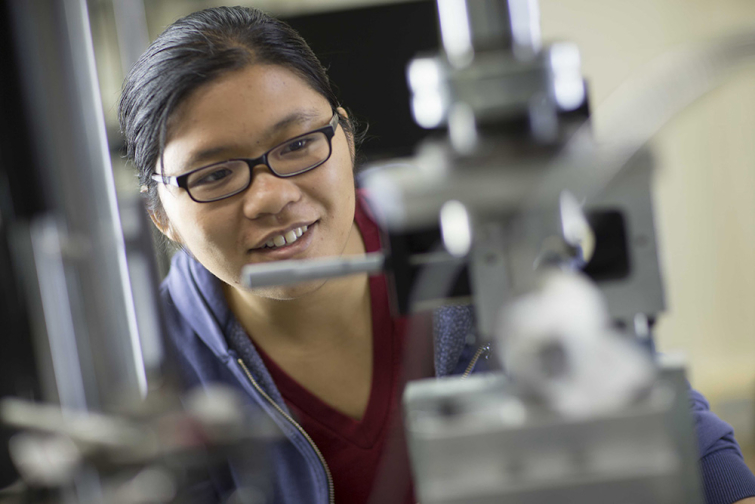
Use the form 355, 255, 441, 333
148, 208, 182, 244
336, 106, 356, 160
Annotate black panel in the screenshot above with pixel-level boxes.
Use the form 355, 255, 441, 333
282, 0, 441, 163
584, 209, 631, 281
385, 228, 471, 315
0, 2, 45, 488
0, 3, 47, 219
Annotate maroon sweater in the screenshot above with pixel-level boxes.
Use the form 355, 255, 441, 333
256, 197, 415, 504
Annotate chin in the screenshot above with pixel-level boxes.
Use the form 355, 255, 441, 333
249, 279, 329, 301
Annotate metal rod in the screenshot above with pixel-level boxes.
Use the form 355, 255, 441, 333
241, 252, 385, 289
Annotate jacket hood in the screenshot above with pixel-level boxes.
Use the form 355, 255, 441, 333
164, 250, 233, 360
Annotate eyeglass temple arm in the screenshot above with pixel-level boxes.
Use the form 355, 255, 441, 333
151, 173, 181, 187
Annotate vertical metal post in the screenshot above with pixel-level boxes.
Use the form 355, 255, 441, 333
6, 0, 147, 411
437, 0, 541, 66
111, 0, 150, 77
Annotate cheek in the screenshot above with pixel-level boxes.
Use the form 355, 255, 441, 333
324, 140, 356, 206
319, 162, 355, 225
162, 197, 236, 253
185, 211, 236, 250
170, 207, 244, 283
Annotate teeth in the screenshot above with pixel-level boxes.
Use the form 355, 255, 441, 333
263, 225, 311, 249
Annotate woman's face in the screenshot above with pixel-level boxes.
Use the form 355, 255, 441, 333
156, 64, 360, 299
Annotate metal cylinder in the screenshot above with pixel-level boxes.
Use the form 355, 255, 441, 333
436, 0, 541, 66
6, 0, 147, 411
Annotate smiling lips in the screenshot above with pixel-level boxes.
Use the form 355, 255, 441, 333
262, 224, 310, 250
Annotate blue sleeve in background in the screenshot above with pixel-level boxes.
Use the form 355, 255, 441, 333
689, 388, 755, 504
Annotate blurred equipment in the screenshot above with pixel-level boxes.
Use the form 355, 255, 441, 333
403, 271, 699, 504
3, 0, 754, 501
244, 1, 755, 503
2, 0, 149, 416
0, 0, 276, 501
0, 388, 276, 504
368, 0, 755, 502
404, 356, 699, 504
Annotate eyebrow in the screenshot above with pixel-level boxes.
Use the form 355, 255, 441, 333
175, 109, 324, 174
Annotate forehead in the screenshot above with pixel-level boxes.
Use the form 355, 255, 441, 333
162, 65, 331, 172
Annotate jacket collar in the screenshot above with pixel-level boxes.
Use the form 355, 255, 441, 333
164, 250, 232, 360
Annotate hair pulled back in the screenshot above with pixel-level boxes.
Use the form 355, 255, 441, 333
118, 6, 357, 217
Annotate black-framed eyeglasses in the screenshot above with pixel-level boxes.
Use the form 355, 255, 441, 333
152, 112, 339, 203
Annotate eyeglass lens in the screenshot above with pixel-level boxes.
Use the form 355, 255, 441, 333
186, 130, 331, 202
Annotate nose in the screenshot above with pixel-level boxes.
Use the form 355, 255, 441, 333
240, 164, 302, 220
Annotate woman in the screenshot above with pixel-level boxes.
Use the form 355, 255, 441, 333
119, 6, 755, 504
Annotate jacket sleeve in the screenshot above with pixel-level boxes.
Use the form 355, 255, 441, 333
690, 388, 755, 504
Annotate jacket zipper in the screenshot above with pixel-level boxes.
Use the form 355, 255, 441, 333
236, 358, 335, 504
461, 344, 490, 378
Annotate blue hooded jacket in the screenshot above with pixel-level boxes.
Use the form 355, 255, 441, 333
161, 249, 755, 504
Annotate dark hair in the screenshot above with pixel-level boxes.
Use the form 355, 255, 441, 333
118, 6, 361, 219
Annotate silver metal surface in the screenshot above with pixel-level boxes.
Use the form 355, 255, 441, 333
8, 0, 146, 409
410, 0, 584, 134
438, 0, 542, 65
585, 150, 666, 322
360, 150, 546, 232
241, 252, 385, 289
118, 194, 166, 380
28, 218, 90, 411
469, 221, 512, 339
404, 365, 703, 504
